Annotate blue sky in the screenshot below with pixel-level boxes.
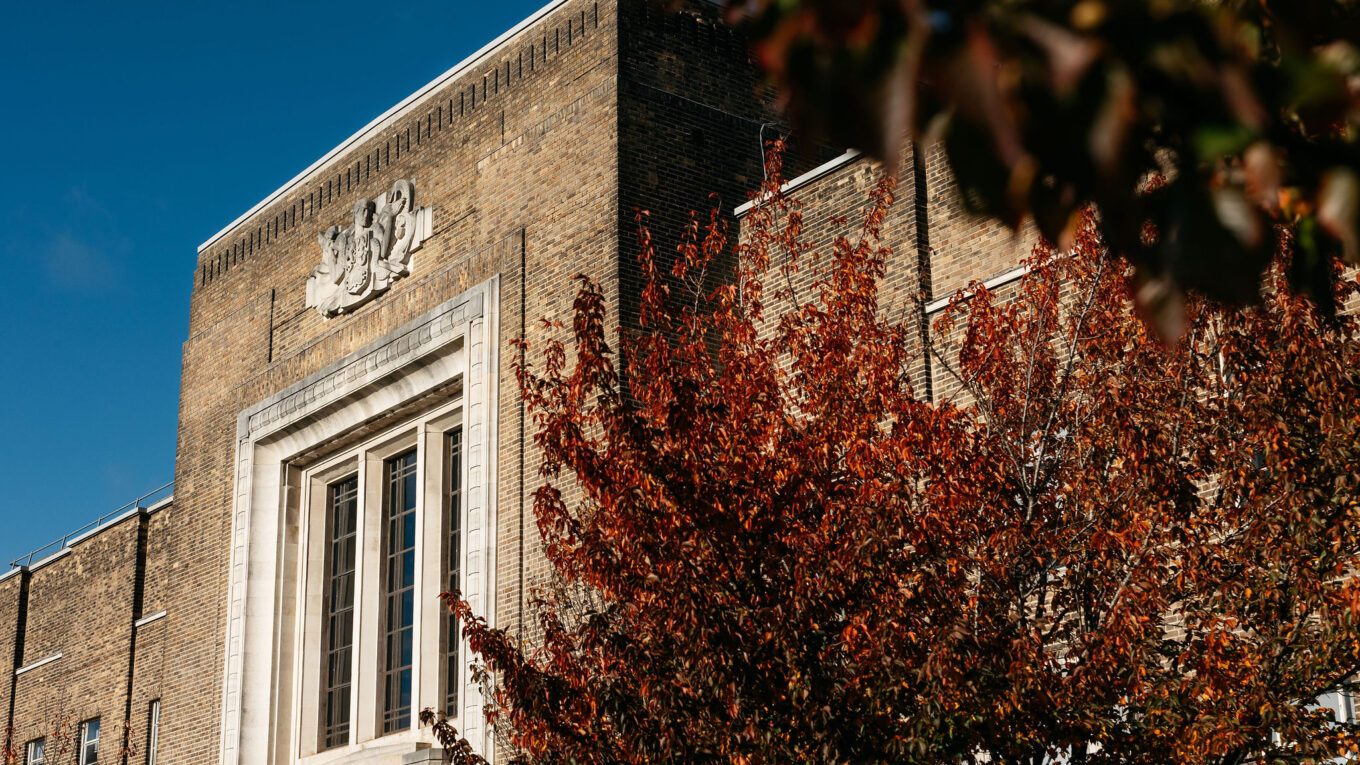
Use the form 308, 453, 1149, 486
0, 1, 547, 566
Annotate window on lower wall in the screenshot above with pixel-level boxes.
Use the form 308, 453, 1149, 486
77, 719, 99, 765
25, 738, 45, 765
1315, 689, 1355, 724
146, 700, 160, 765
298, 404, 469, 758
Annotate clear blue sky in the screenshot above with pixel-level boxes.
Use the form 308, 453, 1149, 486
0, 0, 547, 566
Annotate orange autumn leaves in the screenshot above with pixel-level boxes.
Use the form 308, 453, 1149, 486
431, 154, 1360, 763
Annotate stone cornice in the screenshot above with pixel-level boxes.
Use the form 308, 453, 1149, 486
239, 288, 484, 440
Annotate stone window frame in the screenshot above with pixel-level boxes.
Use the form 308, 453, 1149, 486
220, 278, 499, 765
294, 403, 467, 758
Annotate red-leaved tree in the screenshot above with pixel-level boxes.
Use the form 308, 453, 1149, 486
427, 154, 1360, 763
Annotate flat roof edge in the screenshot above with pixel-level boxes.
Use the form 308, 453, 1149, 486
8, 489, 173, 574
198, 0, 573, 254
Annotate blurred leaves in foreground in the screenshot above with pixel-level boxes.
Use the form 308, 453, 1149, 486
726, 0, 1360, 338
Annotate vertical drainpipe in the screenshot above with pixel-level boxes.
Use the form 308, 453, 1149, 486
912, 142, 935, 402
4, 569, 31, 759
119, 511, 150, 765
518, 228, 528, 646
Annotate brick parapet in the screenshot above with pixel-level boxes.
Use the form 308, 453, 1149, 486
1, 504, 167, 765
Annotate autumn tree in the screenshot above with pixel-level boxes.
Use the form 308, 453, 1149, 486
724, 0, 1360, 335
428, 156, 1360, 763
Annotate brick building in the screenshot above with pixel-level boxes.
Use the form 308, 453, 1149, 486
0, 2, 1033, 764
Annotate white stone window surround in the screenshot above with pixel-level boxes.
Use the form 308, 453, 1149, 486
220, 278, 500, 765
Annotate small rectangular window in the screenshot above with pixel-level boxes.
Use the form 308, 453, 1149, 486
444, 428, 464, 715
77, 718, 99, 765
146, 700, 161, 765
26, 738, 45, 765
380, 449, 418, 734
320, 475, 359, 751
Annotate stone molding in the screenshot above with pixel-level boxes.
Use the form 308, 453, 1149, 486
220, 277, 500, 765
14, 652, 62, 677
134, 610, 167, 629
241, 289, 482, 439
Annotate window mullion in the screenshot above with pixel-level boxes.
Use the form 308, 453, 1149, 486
354, 457, 379, 743
411, 428, 428, 726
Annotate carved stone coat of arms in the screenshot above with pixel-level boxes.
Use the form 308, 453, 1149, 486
305, 179, 432, 317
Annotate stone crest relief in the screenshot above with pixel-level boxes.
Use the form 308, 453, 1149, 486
305, 179, 433, 317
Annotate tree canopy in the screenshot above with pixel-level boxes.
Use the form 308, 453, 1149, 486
725, 0, 1360, 337
428, 156, 1360, 763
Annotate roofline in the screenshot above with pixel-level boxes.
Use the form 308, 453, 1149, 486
198, 0, 573, 253
5, 491, 174, 576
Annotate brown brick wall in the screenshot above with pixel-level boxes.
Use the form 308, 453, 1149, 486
617, 0, 834, 332
2, 508, 163, 765
0, 571, 24, 758
922, 142, 1039, 300
746, 147, 929, 391
738, 140, 1040, 403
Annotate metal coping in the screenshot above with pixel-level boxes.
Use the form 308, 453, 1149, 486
7, 482, 174, 572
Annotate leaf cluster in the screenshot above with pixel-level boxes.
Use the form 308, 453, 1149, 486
432, 149, 1360, 764
725, 0, 1360, 338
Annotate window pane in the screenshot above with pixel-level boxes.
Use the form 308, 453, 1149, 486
320, 475, 359, 750
78, 719, 99, 765
146, 700, 160, 765
444, 428, 464, 715
27, 738, 45, 765
381, 450, 418, 734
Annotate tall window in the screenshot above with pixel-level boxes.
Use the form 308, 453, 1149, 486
25, 738, 45, 765
146, 700, 161, 765
297, 405, 478, 757
320, 476, 359, 750
444, 428, 464, 715
77, 719, 99, 765
380, 450, 418, 734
